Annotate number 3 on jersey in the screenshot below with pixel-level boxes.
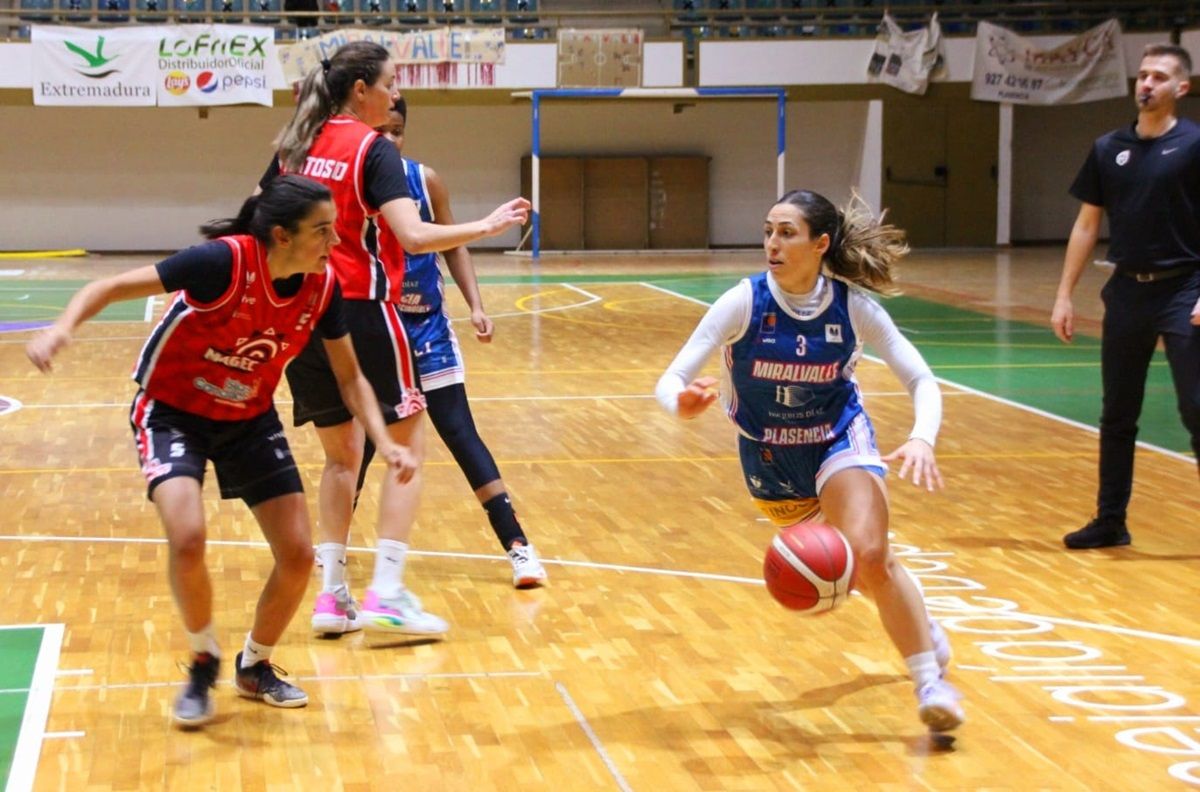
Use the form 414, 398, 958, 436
795, 335, 807, 357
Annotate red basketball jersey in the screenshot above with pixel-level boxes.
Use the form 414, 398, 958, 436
133, 235, 335, 421
294, 116, 390, 300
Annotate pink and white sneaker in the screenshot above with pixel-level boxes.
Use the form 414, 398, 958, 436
311, 585, 364, 635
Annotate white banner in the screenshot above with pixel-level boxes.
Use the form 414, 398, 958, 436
971, 19, 1128, 105
866, 13, 946, 95
32, 26, 158, 106
32, 25, 276, 107
277, 27, 505, 87
156, 25, 276, 107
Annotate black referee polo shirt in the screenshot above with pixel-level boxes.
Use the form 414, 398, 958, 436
1070, 116, 1200, 272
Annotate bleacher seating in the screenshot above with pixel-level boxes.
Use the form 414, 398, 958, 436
248, 0, 281, 24
2, 0, 1195, 43
96, 0, 130, 23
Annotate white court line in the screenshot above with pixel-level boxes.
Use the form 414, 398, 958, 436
555, 681, 633, 792
14, 391, 950, 411
4, 533, 1198, 646
1029, 615, 1200, 648
990, 675, 1145, 682
7, 623, 63, 792
1011, 665, 1126, 671
458, 282, 601, 322
639, 282, 1195, 465
0, 282, 599, 342
901, 327, 1053, 336
1089, 716, 1200, 722
639, 280, 710, 307
41, 732, 84, 740
54, 669, 91, 677
41, 670, 543, 694
0, 534, 764, 586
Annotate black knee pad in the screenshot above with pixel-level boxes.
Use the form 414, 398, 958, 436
427, 385, 501, 490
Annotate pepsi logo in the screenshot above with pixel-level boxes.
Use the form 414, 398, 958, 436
164, 71, 190, 95
196, 71, 219, 93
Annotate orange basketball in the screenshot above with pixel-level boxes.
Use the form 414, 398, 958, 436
763, 522, 856, 613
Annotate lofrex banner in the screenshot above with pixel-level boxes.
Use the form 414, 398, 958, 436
866, 13, 946, 95
32, 25, 277, 107
156, 26, 277, 107
970, 19, 1128, 105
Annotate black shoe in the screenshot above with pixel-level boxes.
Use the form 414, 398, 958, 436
173, 652, 220, 728
234, 652, 308, 708
1063, 518, 1131, 549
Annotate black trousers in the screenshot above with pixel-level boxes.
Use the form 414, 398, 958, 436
1097, 270, 1200, 521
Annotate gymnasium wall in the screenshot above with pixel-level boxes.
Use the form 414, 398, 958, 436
0, 99, 870, 250
1, 28, 1197, 251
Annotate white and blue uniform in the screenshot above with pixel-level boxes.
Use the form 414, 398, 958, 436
395, 157, 465, 391
657, 272, 941, 525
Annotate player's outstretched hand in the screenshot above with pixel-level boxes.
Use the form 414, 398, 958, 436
882, 438, 943, 493
378, 442, 418, 484
26, 325, 72, 373
472, 309, 495, 343
1051, 295, 1074, 343
677, 376, 718, 419
483, 198, 531, 236
1191, 295, 1200, 326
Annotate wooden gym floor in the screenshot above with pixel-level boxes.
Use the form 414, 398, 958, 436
0, 248, 1197, 790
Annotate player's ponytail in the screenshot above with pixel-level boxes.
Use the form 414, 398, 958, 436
777, 189, 907, 296
200, 175, 332, 245
274, 41, 391, 172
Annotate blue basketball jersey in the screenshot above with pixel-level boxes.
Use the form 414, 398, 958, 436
397, 157, 444, 315
727, 273, 865, 444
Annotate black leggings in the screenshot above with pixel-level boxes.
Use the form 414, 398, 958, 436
356, 383, 502, 499
1096, 271, 1200, 521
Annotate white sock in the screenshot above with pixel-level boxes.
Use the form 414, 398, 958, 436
906, 650, 941, 690
186, 624, 221, 658
316, 542, 348, 591
371, 539, 408, 598
240, 633, 272, 669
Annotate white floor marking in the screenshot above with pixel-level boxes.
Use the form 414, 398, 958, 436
556, 681, 633, 792
6, 623, 63, 792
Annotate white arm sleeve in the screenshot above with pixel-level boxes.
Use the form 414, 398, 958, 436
655, 280, 752, 417
849, 290, 942, 446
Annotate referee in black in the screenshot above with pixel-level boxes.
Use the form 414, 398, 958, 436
1052, 43, 1200, 549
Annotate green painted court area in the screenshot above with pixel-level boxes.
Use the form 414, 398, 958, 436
480, 272, 1193, 456
0, 627, 48, 792
0, 282, 145, 324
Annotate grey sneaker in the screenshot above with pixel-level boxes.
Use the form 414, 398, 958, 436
916, 679, 965, 733
173, 652, 220, 729
234, 652, 308, 708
